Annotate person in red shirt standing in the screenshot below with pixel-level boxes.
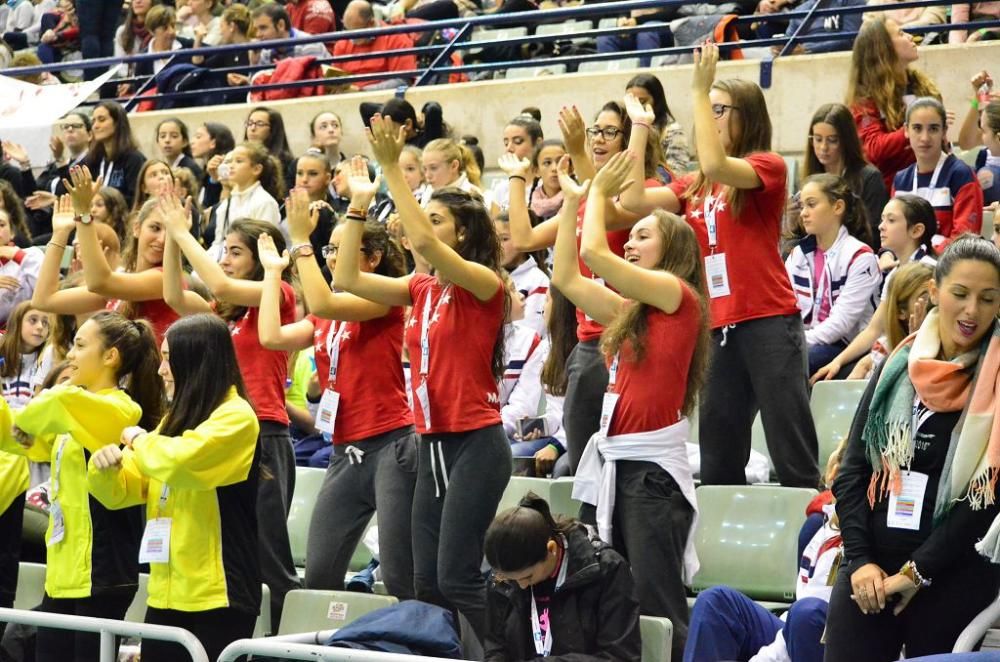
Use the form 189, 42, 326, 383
552, 151, 708, 660
846, 18, 942, 191
286, 0, 336, 52
257, 177, 417, 601
158, 196, 302, 630
334, 0, 416, 90
335, 114, 510, 645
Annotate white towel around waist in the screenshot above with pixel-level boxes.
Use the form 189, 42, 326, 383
572, 419, 699, 584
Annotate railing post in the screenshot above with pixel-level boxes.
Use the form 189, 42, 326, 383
759, 55, 773, 89
100, 629, 116, 662
413, 23, 472, 87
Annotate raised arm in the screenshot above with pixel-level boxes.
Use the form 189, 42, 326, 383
691, 42, 764, 190
559, 105, 596, 184
287, 164, 402, 317
618, 92, 682, 219
581, 152, 686, 316
30, 194, 107, 315
257, 233, 315, 352
160, 190, 264, 308
67, 167, 167, 303
958, 71, 994, 150
549, 157, 623, 326
498, 153, 558, 251
368, 115, 500, 302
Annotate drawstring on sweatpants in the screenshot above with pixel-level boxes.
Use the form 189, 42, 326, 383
720, 324, 737, 347
344, 445, 365, 465
428, 440, 450, 498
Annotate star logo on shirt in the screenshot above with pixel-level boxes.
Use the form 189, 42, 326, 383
407, 316, 418, 328
340, 330, 351, 342
715, 200, 727, 213
231, 325, 241, 336
440, 291, 452, 305
691, 208, 703, 219
430, 311, 441, 325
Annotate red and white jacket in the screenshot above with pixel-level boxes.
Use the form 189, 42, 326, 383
785, 226, 881, 347
500, 324, 546, 437
0, 246, 42, 326
509, 256, 549, 337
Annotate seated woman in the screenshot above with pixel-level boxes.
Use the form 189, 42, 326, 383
825, 236, 1000, 661
484, 493, 641, 661
785, 173, 882, 375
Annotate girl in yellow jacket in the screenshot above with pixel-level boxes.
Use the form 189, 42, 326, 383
0, 310, 164, 662
89, 313, 261, 662
0, 451, 28, 622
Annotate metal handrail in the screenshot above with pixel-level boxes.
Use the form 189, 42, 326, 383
217, 637, 469, 661
0, 607, 209, 662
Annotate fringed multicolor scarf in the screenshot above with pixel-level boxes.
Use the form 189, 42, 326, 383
862, 308, 1000, 558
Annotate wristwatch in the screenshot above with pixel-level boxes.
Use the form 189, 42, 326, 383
290, 243, 315, 260
900, 560, 931, 588
73, 213, 93, 225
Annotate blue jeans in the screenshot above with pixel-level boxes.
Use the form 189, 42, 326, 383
596, 22, 670, 67
684, 586, 828, 662
807, 341, 848, 377
509, 437, 558, 457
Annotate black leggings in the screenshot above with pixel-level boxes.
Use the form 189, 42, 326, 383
35, 588, 136, 662
142, 606, 257, 661
0, 492, 24, 611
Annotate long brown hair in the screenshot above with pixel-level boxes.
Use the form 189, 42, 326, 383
215, 218, 288, 323
884, 261, 933, 350
684, 79, 774, 217
540, 286, 577, 397
0, 181, 31, 242
846, 17, 940, 132
803, 103, 872, 189
0, 302, 48, 380
599, 211, 710, 417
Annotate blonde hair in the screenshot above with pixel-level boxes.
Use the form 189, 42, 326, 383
424, 138, 482, 188
884, 261, 933, 350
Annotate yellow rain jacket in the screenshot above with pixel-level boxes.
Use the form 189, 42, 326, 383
89, 388, 261, 613
0, 386, 143, 598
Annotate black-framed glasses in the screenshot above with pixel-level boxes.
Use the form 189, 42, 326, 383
245, 120, 271, 129
321, 245, 338, 258
585, 126, 623, 141
62, 122, 85, 131
711, 103, 740, 119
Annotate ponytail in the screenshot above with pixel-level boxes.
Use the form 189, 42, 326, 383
89, 311, 165, 430
485, 492, 573, 573
424, 138, 481, 188
240, 141, 286, 202
892, 194, 938, 257
802, 173, 873, 246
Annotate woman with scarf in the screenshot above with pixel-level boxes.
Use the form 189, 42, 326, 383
826, 235, 1000, 661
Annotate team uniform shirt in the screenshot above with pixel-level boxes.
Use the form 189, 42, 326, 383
1, 346, 53, 409
309, 308, 413, 445
852, 99, 915, 191
106, 295, 180, 346
880, 248, 937, 302
227, 280, 296, 425
509, 256, 549, 336
607, 285, 701, 436
0, 451, 28, 519
891, 153, 984, 249
574, 178, 659, 342
500, 323, 546, 437
331, 30, 416, 88
88, 388, 262, 614
0, 247, 42, 325
975, 148, 1000, 205
0, 386, 142, 598
406, 274, 505, 434
670, 152, 799, 329
287, 0, 335, 51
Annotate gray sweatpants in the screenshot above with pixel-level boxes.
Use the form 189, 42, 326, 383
304, 426, 418, 599
412, 424, 511, 643
698, 314, 821, 488
257, 421, 302, 631
562, 339, 608, 474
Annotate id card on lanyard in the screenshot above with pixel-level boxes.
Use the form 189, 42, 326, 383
911, 152, 948, 204
48, 438, 68, 546
316, 322, 348, 435
703, 194, 731, 298
139, 484, 171, 564
598, 354, 621, 436
530, 538, 570, 657
417, 285, 452, 429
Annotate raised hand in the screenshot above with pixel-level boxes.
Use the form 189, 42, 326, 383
624, 92, 655, 126
25, 191, 57, 210
346, 155, 381, 210
366, 113, 407, 169
63, 165, 101, 216
258, 233, 290, 273
556, 154, 590, 201
2, 140, 29, 166
156, 185, 192, 235
498, 152, 532, 179
558, 106, 587, 155
286, 188, 319, 242
52, 194, 76, 236
590, 151, 635, 198
692, 40, 720, 94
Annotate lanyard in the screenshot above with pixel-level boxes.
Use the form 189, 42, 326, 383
98, 158, 115, 188
326, 321, 349, 385
912, 152, 946, 194
529, 539, 569, 657
419, 285, 451, 376
52, 437, 67, 501
704, 193, 723, 249
607, 353, 620, 388
154, 484, 169, 519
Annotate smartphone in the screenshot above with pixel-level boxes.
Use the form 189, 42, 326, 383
517, 416, 549, 439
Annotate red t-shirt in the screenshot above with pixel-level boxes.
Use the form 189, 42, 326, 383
607, 285, 702, 436
406, 274, 505, 434
105, 297, 179, 346
287, 0, 335, 52
332, 31, 416, 88
227, 280, 295, 425
573, 178, 660, 343
670, 152, 798, 329
310, 309, 413, 444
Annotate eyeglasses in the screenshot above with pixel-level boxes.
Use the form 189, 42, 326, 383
585, 126, 623, 141
245, 120, 271, 129
62, 122, 85, 131
711, 103, 740, 119
321, 245, 339, 258
810, 134, 840, 147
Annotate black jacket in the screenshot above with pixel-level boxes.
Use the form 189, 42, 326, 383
484, 524, 641, 662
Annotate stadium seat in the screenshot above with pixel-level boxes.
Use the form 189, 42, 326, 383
785, 156, 800, 196
468, 26, 529, 55
983, 208, 996, 241
578, 58, 642, 73
277, 589, 398, 635
124, 573, 149, 623
505, 64, 569, 79
13, 562, 45, 610
810, 379, 866, 470
597, 17, 621, 30
640, 615, 673, 662
955, 587, 1000, 652
498, 476, 581, 518
692, 485, 817, 606
254, 584, 273, 637
536, 20, 596, 45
